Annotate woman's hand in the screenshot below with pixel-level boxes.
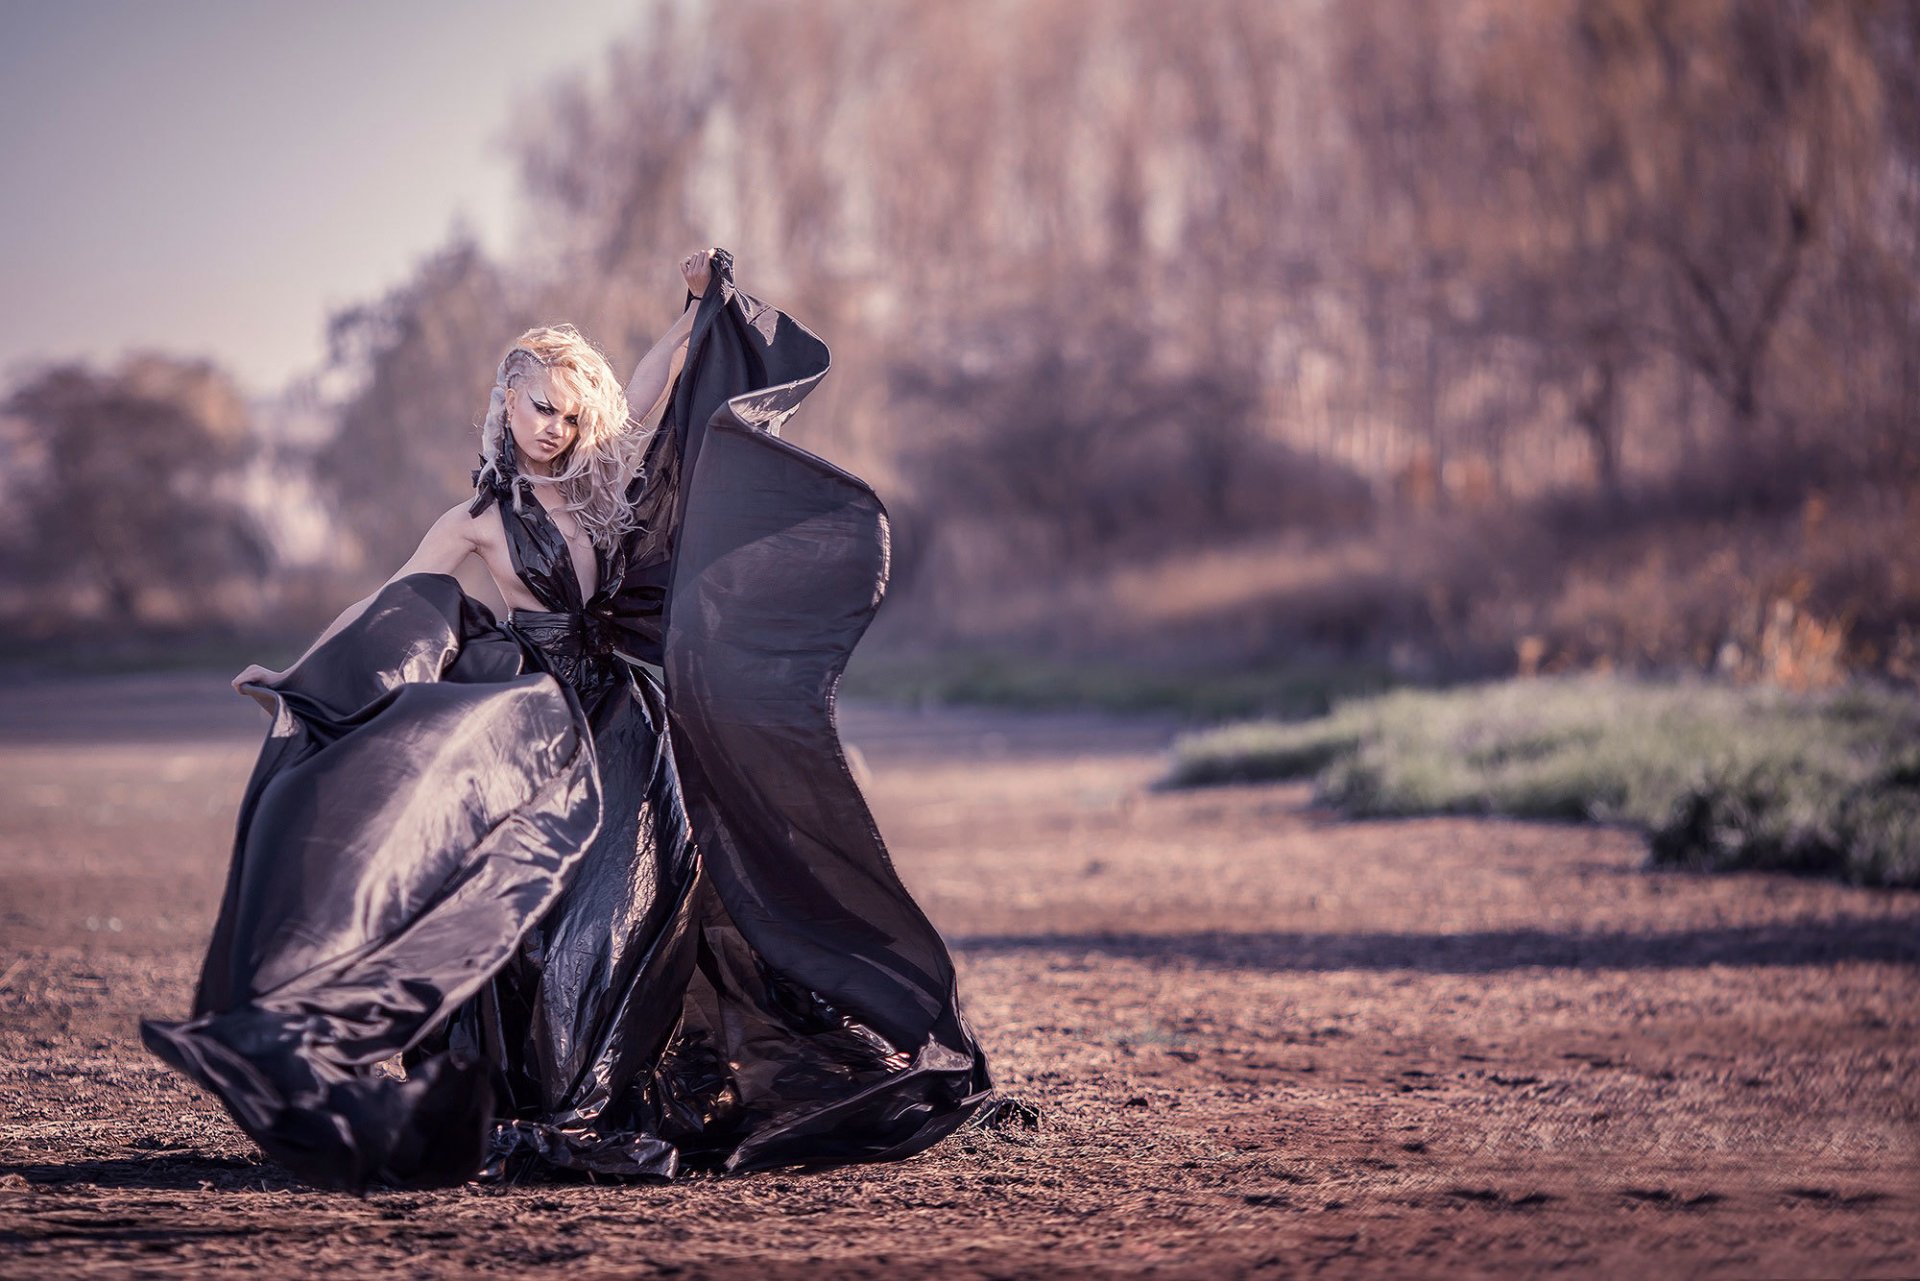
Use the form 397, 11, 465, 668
231, 663, 283, 696
680, 248, 714, 299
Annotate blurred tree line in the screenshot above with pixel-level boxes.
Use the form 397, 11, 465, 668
5, 0, 1916, 685
0, 356, 270, 636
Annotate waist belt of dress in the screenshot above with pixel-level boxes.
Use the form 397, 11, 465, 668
507, 608, 622, 658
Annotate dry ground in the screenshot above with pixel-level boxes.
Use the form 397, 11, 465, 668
0, 672, 1915, 1278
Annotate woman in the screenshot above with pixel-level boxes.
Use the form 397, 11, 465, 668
140, 247, 993, 1190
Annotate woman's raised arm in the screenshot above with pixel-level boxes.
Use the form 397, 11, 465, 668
624, 301, 697, 428
622, 248, 714, 426
231, 503, 480, 695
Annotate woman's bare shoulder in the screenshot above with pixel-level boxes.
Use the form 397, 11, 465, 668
428, 499, 502, 547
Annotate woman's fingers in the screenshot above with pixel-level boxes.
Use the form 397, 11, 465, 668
680, 248, 713, 298
231, 663, 277, 694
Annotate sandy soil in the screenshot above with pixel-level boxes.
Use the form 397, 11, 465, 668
0, 671, 1915, 1278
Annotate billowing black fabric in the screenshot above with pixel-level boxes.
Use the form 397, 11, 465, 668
140, 250, 991, 1189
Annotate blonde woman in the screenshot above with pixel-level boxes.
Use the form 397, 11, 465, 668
142, 247, 992, 1190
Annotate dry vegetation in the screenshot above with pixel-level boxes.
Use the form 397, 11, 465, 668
3, 0, 1916, 694
1166, 672, 1920, 887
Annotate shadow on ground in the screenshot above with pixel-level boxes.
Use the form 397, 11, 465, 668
953, 917, 1920, 972
0, 1155, 293, 1194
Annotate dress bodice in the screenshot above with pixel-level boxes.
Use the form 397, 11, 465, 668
468, 453, 631, 703
502, 488, 607, 615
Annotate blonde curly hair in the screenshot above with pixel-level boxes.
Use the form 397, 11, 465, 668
472, 324, 648, 553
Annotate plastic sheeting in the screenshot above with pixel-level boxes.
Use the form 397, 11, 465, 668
140, 250, 992, 1189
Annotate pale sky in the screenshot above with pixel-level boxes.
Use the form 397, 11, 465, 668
0, 0, 655, 399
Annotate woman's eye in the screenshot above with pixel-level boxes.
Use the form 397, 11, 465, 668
534, 400, 555, 415
566, 415, 579, 426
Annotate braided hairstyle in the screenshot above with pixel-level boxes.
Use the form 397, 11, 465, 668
471, 324, 648, 553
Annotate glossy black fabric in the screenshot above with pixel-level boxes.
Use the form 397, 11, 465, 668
139, 251, 992, 1189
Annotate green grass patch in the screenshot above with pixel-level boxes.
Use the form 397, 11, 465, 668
1163, 672, 1920, 888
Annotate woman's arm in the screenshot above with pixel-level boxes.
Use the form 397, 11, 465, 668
624, 301, 697, 427
623, 249, 715, 425
232, 503, 480, 694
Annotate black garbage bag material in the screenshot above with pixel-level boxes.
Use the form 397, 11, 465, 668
140, 577, 599, 1189
141, 250, 991, 1189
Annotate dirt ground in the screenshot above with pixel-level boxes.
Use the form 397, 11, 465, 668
0, 671, 1915, 1278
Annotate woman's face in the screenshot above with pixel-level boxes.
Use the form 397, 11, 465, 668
507, 367, 581, 471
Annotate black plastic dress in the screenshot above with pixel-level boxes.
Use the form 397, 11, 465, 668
139, 251, 992, 1189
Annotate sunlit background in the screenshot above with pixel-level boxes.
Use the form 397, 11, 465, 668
6, 0, 1920, 861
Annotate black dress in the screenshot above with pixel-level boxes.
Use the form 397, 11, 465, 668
139, 252, 992, 1189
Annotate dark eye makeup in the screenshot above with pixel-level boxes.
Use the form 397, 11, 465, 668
531, 397, 580, 427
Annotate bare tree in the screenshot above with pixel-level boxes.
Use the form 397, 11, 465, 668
293, 0, 1920, 673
